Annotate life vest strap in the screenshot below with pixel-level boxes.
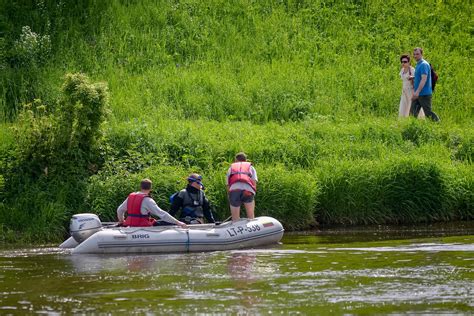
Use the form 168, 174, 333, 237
126, 213, 149, 218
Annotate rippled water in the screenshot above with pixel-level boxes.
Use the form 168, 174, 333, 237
1, 223, 473, 314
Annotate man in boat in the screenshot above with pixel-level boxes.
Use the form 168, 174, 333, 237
169, 173, 216, 224
117, 179, 187, 228
226, 152, 258, 222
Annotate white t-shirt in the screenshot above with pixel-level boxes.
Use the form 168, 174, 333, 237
117, 193, 180, 224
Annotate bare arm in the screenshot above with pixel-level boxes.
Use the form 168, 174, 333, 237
251, 166, 258, 182
143, 198, 187, 227
413, 74, 427, 99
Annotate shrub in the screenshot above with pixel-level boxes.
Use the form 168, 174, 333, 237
8, 73, 108, 180
256, 165, 318, 230
0, 73, 108, 241
315, 158, 460, 225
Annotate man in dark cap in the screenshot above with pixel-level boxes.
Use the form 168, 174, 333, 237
169, 173, 216, 224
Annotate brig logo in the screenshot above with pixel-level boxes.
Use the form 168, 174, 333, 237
132, 234, 150, 239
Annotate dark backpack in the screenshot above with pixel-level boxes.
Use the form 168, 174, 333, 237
430, 64, 439, 92
169, 190, 203, 205
169, 192, 178, 204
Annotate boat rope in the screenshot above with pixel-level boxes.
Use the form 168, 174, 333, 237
185, 230, 190, 252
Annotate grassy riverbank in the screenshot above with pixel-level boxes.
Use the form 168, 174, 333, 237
0, 1, 472, 242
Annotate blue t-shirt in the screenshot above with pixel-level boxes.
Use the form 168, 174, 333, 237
414, 59, 432, 96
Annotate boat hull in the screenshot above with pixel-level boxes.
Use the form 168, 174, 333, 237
66, 216, 284, 254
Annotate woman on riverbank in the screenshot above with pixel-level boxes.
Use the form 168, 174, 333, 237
399, 54, 425, 118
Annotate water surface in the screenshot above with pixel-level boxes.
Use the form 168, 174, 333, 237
1, 223, 473, 314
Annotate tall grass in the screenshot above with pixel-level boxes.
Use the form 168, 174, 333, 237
1, 115, 472, 241
1, 1, 472, 123
0, 1, 472, 241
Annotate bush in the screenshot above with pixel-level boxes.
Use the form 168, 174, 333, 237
315, 158, 465, 225
0, 73, 108, 242
443, 165, 474, 220
256, 165, 318, 230
87, 164, 188, 221
9, 73, 108, 182
85, 162, 318, 230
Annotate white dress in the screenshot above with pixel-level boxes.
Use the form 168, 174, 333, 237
399, 67, 425, 118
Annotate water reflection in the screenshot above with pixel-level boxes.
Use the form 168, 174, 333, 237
65, 253, 204, 274
227, 252, 259, 309
227, 252, 257, 281
332, 243, 474, 252
305, 221, 474, 244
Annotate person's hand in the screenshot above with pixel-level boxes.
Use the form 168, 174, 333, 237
412, 92, 419, 100
177, 221, 188, 229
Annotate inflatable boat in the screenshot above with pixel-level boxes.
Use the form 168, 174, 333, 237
59, 213, 284, 254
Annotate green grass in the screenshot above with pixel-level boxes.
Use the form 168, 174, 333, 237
1, 1, 473, 123
0, 1, 472, 242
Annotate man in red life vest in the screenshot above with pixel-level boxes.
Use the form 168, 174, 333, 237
226, 152, 258, 222
117, 179, 187, 228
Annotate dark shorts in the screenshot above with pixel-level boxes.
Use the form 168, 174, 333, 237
229, 190, 254, 207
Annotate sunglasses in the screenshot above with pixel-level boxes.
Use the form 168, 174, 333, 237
401, 60, 409, 63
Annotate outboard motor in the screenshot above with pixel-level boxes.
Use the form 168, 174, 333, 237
70, 213, 102, 243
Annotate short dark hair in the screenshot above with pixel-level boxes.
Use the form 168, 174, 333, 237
140, 179, 152, 190
400, 54, 410, 62
235, 152, 247, 162
414, 47, 423, 55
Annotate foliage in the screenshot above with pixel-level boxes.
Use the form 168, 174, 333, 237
9, 73, 108, 183
0, 0, 472, 123
0, 73, 108, 242
86, 162, 318, 230
0, 1, 472, 241
315, 158, 473, 225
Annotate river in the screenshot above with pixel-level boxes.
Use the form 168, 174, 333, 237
1, 223, 473, 314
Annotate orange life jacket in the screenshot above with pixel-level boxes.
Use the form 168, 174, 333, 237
228, 162, 257, 192
124, 192, 153, 227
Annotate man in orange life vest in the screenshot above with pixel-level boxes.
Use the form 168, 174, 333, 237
117, 179, 187, 228
226, 152, 258, 222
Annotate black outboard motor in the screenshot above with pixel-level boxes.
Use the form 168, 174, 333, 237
70, 213, 102, 243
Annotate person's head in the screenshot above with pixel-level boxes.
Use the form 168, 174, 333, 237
140, 178, 152, 193
235, 152, 247, 162
413, 47, 423, 62
400, 54, 410, 67
187, 173, 204, 190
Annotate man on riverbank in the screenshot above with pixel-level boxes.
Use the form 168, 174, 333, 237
117, 178, 187, 228
410, 47, 440, 121
226, 152, 258, 222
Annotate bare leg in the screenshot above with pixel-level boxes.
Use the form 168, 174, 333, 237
230, 205, 241, 222
243, 200, 255, 219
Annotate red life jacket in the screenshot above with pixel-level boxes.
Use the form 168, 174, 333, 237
228, 162, 257, 192
124, 192, 153, 227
